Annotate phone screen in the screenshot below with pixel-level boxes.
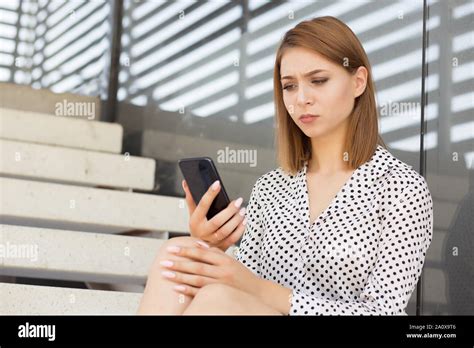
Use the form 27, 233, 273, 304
178, 157, 231, 220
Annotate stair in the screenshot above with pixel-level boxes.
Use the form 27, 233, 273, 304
0, 82, 102, 117
0, 107, 122, 153
0, 225, 162, 284
0, 282, 141, 315
0, 139, 155, 190
0, 177, 188, 234
139, 129, 276, 200
0, 84, 191, 314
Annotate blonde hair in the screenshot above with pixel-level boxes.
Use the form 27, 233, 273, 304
273, 16, 386, 175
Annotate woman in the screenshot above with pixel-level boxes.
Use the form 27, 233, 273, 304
137, 16, 433, 315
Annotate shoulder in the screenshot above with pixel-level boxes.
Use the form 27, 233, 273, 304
379, 154, 432, 205
256, 166, 291, 184
251, 166, 295, 200
387, 159, 429, 193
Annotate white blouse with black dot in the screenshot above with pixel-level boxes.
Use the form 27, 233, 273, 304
236, 145, 433, 315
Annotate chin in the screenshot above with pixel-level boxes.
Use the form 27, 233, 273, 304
301, 127, 325, 138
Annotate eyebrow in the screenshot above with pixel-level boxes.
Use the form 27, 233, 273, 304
280, 69, 327, 81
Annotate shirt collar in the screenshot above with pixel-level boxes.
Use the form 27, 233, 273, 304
291, 145, 407, 231
292, 145, 411, 213
291, 145, 412, 224
294, 144, 408, 191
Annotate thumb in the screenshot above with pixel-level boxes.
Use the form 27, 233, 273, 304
182, 180, 197, 215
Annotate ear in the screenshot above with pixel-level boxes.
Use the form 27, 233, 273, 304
353, 66, 368, 98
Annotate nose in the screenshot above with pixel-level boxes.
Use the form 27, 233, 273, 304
295, 83, 314, 107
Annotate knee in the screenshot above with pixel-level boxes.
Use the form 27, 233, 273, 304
193, 283, 237, 304
183, 284, 240, 315
151, 236, 202, 269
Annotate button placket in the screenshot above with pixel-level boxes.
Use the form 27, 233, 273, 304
293, 162, 311, 235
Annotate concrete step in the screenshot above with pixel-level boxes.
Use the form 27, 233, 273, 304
0, 139, 156, 191
0, 82, 102, 117
0, 224, 162, 284
0, 282, 141, 314
0, 177, 189, 234
141, 129, 276, 175
139, 129, 273, 199
0, 107, 123, 153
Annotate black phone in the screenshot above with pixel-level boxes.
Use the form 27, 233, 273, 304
178, 157, 231, 220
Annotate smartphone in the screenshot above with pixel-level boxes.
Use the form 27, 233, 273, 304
178, 157, 231, 220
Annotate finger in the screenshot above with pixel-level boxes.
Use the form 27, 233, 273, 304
195, 240, 226, 254
182, 180, 196, 215
161, 270, 216, 288
167, 244, 224, 265
193, 180, 221, 221
204, 198, 244, 234
173, 284, 199, 297
212, 206, 246, 242
160, 259, 223, 279
216, 220, 246, 251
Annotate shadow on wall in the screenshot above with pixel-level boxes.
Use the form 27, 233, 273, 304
445, 168, 474, 315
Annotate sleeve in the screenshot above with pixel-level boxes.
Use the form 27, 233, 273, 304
235, 179, 265, 277
289, 177, 434, 315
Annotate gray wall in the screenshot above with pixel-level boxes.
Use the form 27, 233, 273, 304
1, 0, 472, 315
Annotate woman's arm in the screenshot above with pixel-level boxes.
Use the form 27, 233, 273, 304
235, 178, 265, 276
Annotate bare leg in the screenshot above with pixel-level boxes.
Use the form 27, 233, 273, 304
183, 283, 283, 315
137, 236, 201, 315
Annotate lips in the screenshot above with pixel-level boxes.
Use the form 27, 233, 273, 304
299, 114, 320, 122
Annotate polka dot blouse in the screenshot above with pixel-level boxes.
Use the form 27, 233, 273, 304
236, 145, 433, 315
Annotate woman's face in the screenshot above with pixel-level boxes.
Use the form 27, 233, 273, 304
280, 47, 367, 139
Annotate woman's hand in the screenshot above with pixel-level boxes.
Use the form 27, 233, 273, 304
159, 240, 261, 297
182, 179, 247, 252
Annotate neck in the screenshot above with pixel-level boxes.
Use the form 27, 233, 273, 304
308, 124, 350, 175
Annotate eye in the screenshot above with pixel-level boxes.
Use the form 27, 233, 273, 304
282, 84, 295, 91
312, 78, 328, 85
